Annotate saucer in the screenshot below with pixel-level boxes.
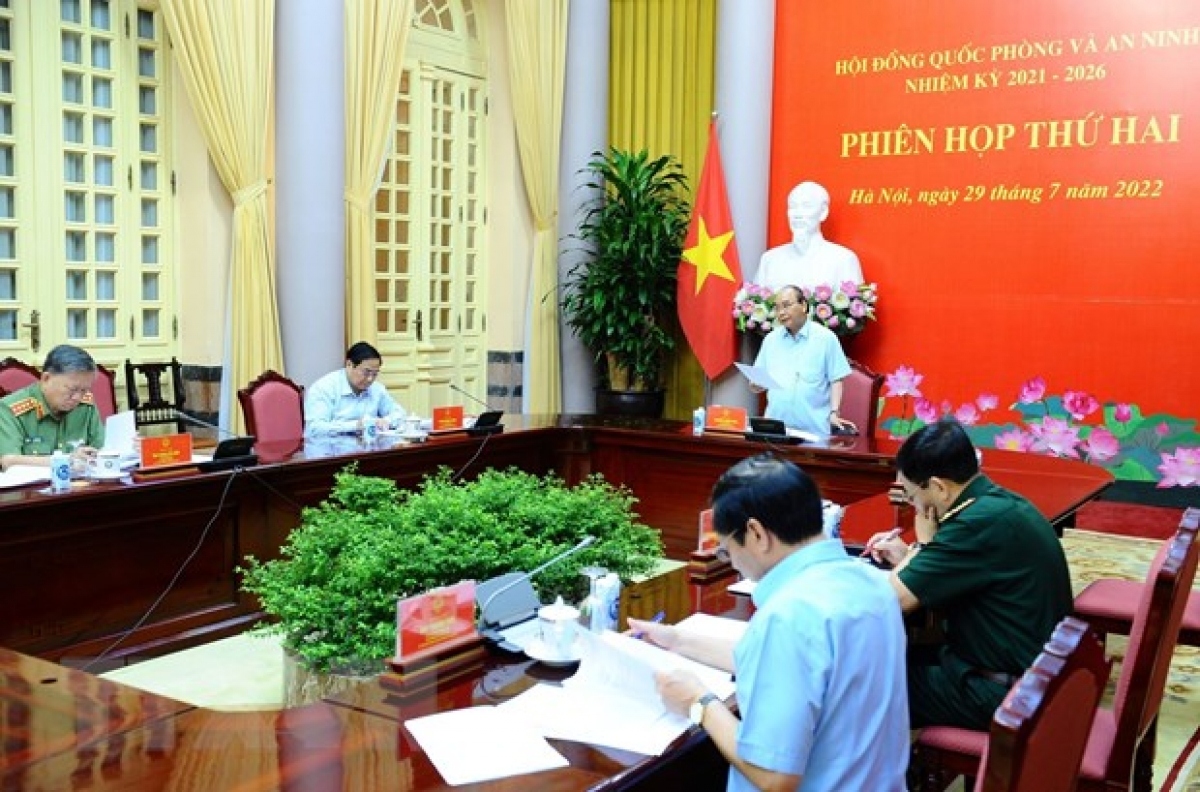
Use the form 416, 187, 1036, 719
523, 636, 581, 667
400, 431, 428, 443
89, 469, 126, 481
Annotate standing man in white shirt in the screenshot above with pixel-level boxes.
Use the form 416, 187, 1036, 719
751, 286, 857, 438
754, 181, 863, 294
304, 341, 407, 436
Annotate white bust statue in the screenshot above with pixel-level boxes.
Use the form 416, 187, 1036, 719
754, 181, 863, 294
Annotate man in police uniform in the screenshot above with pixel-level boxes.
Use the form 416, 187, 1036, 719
0, 345, 104, 471
866, 419, 1072, 730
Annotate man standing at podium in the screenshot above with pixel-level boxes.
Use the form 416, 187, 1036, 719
630, 455, 907, 792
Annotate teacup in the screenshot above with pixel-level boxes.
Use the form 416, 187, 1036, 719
404, 416, 422, 435
537, 597, 580, 660
88, 451, 123, 479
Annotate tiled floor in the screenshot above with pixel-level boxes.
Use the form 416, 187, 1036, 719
100, 632, 286, 711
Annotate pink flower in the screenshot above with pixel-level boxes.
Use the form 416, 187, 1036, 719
812, 284, 833, 302
1018, 376, 1047, 404
1157, 447, 1200, 487
826, 314, 841, 327
994, 428, 1034, 452
1062, 390, 1100, 421
941, 400, 953, 416
1114, 403, 1133, 423
955, 403, 980, 425
1083, 427, 1120, 462
1156, 422, 1170, 437
849, 299, 868, 318
914, 398, 938, 423
1028, 417, 1082, 458
884, 366, 924, 398
840, 280, 860, 295
814, 303, 833, 321
975, 393, 999, 412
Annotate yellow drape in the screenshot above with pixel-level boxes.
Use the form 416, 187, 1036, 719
610, 0, 716, 418
344, 0, 413, 345
160, 0, 281, 433
505, 0, 568, 415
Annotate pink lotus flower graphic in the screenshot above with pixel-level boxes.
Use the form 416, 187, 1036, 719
1018, 377, 1047, 404
885, 366, 924, 399
976, 393, 999, 412
994, 428, 1034, 452
1063, 390, 1100, 421
1028, 417, 1082, 458
1157, 447, 1200, 487
1083, 427, 1120, 463
914, 398, 938, 424
955, 403, 980, 425
1114, 403, 1132, 423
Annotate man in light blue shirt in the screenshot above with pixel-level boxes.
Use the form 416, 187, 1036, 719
630, 455, 908, 792
752, 286, 855, 438
304, 341, 407, 436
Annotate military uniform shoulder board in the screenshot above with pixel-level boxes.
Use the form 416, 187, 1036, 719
8, 396, 44, 419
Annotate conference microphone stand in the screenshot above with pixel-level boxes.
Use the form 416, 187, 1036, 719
476, 535, 596, 634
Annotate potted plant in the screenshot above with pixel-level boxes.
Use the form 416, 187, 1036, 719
239, 465, 665, 678
561, 147, 691, 417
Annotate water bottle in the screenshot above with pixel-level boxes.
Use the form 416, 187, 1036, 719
50, 450, 71, 494
692, 407, 706, 437
578, 567, 607, 633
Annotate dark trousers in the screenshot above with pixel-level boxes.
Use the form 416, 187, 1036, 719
907, 645, 1008, 731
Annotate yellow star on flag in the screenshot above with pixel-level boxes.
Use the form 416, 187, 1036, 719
681, 217, 735, 295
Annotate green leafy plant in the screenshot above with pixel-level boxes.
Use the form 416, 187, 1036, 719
561, 147, 691, 391
239, 465, 664, 672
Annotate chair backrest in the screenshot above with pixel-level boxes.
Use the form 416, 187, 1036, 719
238, 370, 304, 443
1105, 507, 1200, 782
976, 616, 1111, 792
124, 358, 186, 432
840, 358, 884, 438
0, 357, 39, 394
91, 363, 119, 421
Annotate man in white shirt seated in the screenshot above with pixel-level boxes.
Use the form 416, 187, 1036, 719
754, 181, 863, 294
304, 341, 407, 436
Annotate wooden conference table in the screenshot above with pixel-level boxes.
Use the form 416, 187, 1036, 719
0, 415, 1111, 790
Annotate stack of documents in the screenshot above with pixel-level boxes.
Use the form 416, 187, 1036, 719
404, 626, 741, 784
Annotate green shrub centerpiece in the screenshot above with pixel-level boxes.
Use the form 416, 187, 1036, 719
239, 466, 664, 673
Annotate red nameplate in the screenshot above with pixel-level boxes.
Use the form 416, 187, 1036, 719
697, 508, 718, 553
432, 405, 465, 431
707, 405, 749, 432
140, 433, 193, 469
396, 580, 476, 658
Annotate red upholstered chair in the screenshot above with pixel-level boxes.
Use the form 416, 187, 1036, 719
1074, 508, 1200, 648
237, 370, 304, 443
0, 356, 39, 394
90, 363, 119, 421
974, 617, 1111, 792
841, 359, 883, 438
913, 511, 1200, 792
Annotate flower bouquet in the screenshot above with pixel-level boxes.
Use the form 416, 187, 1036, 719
732, 282, 777, 336
806, 281, 878, 337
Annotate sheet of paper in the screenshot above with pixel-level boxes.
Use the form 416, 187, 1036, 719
101, 410, 138, 456
734, 362, 783, 391
405, 705, 568, 785
674, 612, 750, 643
500, 682, 688, 757
727, 578, 757, 597
0, 465, 50, 489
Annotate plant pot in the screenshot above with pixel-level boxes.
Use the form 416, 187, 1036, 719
283, 648, 380, 707
595, 388, 666, 418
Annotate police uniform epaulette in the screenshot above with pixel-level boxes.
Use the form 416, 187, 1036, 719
8, 396, 43, 419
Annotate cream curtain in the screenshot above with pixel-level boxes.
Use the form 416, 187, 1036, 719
506, 0, 569, 414
160, 0, 280, 433
344, 0, 413, 344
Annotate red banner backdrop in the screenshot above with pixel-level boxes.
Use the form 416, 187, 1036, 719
770, 1, 1200, 421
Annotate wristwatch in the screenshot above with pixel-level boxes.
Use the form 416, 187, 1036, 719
689, 692, 718, 726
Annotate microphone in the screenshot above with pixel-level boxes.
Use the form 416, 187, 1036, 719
449, 382, 491, 411
448, 383, 504, 436
173, 409, 242, 439
476, 535, 596, 632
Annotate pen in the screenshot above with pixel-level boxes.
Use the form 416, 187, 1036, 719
861, 526, 903, 556
631, 610, 665, 640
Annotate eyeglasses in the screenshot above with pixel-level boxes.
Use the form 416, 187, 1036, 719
776, 300, 799, 311
897, 479, 929, 504
355, 366, 381, 378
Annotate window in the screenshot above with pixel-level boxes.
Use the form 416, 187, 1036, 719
0, 0, 174, 362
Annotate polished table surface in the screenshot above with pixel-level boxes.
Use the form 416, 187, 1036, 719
0, 420, 1112, 790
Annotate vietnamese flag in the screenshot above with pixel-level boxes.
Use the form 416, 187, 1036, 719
678, 120, 742, 380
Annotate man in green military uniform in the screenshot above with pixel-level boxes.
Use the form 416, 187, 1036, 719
0, 345, 104, 472
866, 419, 1072, 730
